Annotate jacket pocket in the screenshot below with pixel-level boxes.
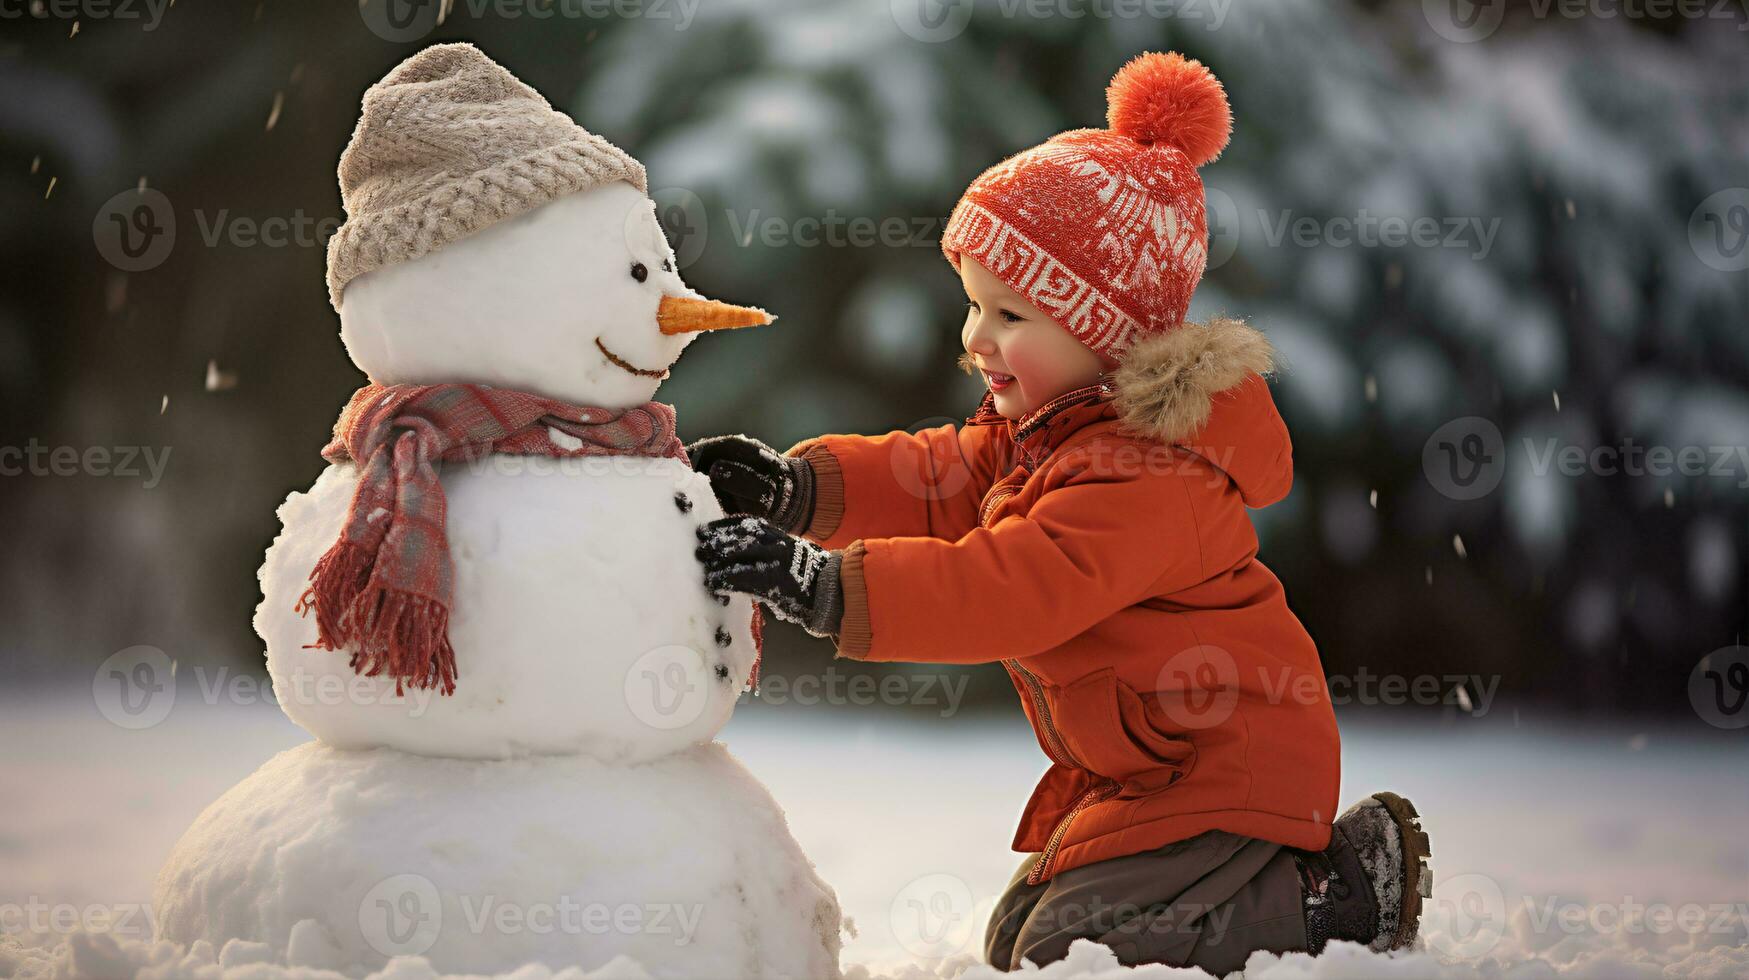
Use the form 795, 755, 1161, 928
1052, 667, 1197, 798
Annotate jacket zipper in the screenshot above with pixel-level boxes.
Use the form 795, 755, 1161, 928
989, 379, 1128, 885
1004, 658, 1072, 766
1004, 657, 1118, 884
980, 484, 1018, 525
1026, 781, 1118, 885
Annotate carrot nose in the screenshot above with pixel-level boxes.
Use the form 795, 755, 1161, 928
657, 295, 774, 335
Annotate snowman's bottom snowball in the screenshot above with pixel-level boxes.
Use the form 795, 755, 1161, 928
151, 740, 842, 980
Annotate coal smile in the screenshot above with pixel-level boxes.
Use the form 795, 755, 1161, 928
595, 338, 670, 379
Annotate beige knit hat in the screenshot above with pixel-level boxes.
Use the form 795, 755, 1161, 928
325, 43, 648, 310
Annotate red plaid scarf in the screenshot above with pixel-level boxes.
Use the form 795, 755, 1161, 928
297, 383, 763, 696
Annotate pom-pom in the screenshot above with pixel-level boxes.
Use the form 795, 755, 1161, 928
1106, 51, 1231, 167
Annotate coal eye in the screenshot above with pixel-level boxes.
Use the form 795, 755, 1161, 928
661, 258, 673, 273
630, 262, 649, 283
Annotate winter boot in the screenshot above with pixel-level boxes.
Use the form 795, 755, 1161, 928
1294, 791, 1432, 955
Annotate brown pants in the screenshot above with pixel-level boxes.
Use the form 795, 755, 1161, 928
985, 831, 1307, 976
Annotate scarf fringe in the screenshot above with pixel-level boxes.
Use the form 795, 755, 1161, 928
297, 540, 458, 696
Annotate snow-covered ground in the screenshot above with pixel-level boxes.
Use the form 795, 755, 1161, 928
2, 686, 1746, 978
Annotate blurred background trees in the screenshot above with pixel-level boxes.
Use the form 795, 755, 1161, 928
2, 0, 1744, 718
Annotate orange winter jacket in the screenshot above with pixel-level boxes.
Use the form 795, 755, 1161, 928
783, 318, 1339, 883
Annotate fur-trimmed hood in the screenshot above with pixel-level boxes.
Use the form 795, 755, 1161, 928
1110, 316, 1292, 508
962, 316, 1293, 508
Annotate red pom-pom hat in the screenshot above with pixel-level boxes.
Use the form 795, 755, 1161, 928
942, 52, 1231, 363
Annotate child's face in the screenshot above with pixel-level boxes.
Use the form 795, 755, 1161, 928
958, 257, 1111, 419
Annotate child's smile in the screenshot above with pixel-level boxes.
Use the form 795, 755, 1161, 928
957, 257, 1111, 419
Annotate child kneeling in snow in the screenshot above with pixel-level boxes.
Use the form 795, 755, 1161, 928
691, 52, 1431, 974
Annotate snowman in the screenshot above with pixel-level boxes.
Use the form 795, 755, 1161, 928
153, 44, 842, 978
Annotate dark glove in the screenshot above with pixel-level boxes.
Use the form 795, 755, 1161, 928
695, 516, 842, 638
685, 435, 816, 533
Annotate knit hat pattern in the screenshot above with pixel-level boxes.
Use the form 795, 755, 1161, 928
325, 43, 648, 309
941, 52, 1232, 363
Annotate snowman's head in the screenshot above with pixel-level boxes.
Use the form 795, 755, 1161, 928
338, 182, 767, 409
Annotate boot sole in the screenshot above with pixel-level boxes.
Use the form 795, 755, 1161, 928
1372, 791, 1432, 951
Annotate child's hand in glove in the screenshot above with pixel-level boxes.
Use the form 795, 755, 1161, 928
695, 516, 842, 639
685, 435, 814, 534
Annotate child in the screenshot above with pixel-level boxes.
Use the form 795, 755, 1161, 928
691, 52, 1431, 973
